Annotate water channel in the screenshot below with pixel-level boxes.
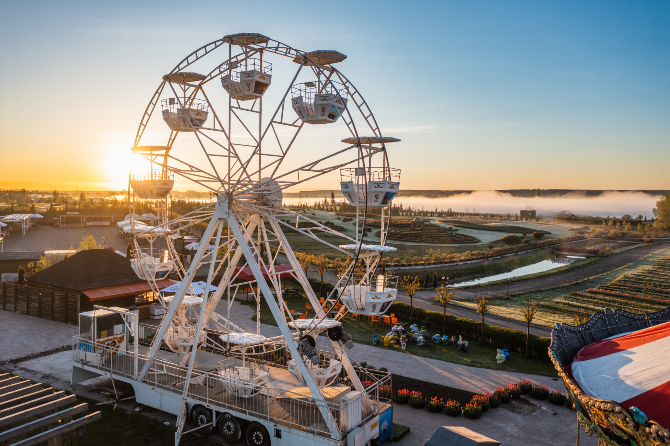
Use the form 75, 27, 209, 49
450, 256, 583, 288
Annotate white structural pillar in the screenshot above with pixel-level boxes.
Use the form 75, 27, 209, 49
227, 211, 340, 438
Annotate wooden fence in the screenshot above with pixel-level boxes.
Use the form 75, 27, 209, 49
0, 283, 79, 325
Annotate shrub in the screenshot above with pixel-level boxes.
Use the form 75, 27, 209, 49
395, 389, 409, 400
532, 232, 544, 240
548, 390, 566, 405
470, 394, 490, 411
444, 399, 460, 412
502, 234, 522, 245
408, 391, 423, 403
531, 384, 549, 399
506, 383, 522, 399
643, 235, 652, 243
494, 386, 510, 401
462, 403, 482, 415
427, 396, 444, 409
518, 379, 533, 395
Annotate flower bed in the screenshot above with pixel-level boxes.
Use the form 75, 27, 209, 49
548, 390, 566, 405
494, 386, 512, 404
443, 399, 461, 417
408, 391, 425, 408
531, 384, 549, 400
426, 396, 444, 413
394, 388, 409, 404
463, 402, 483, 420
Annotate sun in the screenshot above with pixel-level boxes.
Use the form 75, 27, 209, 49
102, 148, 151, 189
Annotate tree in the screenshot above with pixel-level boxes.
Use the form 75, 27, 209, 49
28, 256, 51, 274
330, 191, 335, 206
521, 299, 538, 359
399, 275, 420, 316
78, 234, 102, 252
52, 190, 60, 203
329, 258, 348, 278
474, 293, 490, 346
655, 195, 670, 229
624, 222, 632, 233
573, 310, 588, 326
423, 273, 429, 288
18, 266, 25, 283
531, 232, 544, 240
502, 234, 522, 245
79, 191, 86, 203
432, 272, 437, 288
313, 254, 329, 297
434, 284, 455, 332
295, 252, 314, 276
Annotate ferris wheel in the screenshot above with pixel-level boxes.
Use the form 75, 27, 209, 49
126, 33, 402, 443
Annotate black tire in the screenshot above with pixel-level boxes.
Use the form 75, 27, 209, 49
246, 421, 270, 446
191, 406, 213, 435
218, 413, 243, 443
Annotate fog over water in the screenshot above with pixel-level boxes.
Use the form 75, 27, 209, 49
284, 191, 661, 219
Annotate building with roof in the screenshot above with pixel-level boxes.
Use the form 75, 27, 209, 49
25, 249, 175, 314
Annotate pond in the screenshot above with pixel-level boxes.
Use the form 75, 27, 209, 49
451, 257, 579, 288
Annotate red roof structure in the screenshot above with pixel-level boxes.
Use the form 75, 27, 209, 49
233, 264, 295, 281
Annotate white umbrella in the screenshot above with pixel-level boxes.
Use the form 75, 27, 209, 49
0, 222, 6, 227
160, 281, 217, 295
29, 214, 44, 218
185, 241, 215, 251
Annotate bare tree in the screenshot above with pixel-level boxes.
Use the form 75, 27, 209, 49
313, 254, 329, 297
521, 299, 538, 359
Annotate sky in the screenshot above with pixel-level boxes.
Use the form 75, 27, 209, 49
0, 1, 669, 192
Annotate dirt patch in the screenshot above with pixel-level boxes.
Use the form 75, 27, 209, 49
501, 397, 540, 414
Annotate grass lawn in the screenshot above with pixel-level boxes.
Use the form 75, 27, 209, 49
246, 292, 558, 377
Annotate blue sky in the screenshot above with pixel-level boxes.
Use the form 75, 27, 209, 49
0, 1, 668, 190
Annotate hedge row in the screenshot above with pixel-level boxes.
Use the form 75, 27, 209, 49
388, 302, 552, 362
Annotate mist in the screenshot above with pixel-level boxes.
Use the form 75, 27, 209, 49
284, 191, 662, 219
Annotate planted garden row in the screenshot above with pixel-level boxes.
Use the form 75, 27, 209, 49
390, 380, 571, 419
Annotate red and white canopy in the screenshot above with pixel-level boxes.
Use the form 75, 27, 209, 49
572, 321, 670, 426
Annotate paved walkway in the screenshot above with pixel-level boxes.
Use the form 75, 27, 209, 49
0, 310, 78, 362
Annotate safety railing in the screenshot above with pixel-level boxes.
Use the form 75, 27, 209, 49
72, 337, 350, 438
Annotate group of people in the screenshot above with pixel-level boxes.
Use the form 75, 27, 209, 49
373, 323, 469, 352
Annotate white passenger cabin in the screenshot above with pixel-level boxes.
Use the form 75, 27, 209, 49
130, 171, 174, 199
221, 58, 272, 101
337, 244, 398, 316
292, 82, 348, 124
131, 249, 174, 280
160, 72, 209, 131
340, 167, 400, 208
161, 98, 208, 132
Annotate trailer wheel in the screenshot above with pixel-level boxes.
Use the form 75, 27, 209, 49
191, 406, 213, 435
218, 413, 243, 443
246, 422, 270, 446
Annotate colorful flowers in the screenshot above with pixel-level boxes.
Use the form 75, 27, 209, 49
443, 399, 460, 411
408, 391, 423, 403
